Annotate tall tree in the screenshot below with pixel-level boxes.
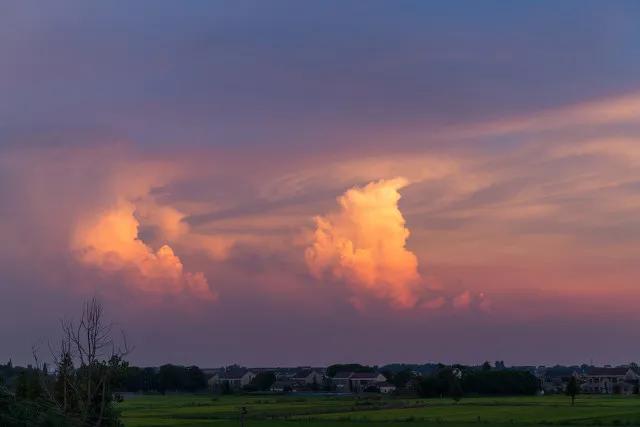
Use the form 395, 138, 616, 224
53, 351, 76, 415
51, 298, 131, 426
566, 376, 580, 405
450, 368, 463, 402
250, 372, 276, 391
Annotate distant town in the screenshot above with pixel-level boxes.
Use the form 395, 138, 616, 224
203, 362, 640, 396
5, 359, 635, 398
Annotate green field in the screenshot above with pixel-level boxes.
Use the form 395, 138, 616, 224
118, 394, 640, 427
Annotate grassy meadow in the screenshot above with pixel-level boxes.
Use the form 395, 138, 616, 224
118, 394, 640, 427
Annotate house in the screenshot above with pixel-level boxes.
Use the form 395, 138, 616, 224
400, 378, 421, 394
539, 367, 579, 394
273, 368, 299, 381
378, 382, 397, 394
331, 371, 355, 392
331, 371, 387, 393
270, 380, 295, 393
208, 368, 256, 391
582, 367, 639, 395
349, 372, 387, 392
292, 369, 324, 386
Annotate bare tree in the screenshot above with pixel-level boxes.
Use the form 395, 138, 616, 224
48, 298, 132, 426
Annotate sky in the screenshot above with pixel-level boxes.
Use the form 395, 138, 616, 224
2, 1, 640, 368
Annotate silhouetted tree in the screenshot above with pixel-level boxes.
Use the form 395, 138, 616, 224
326, 364, 373, 377
14, 368, 43, 401
450, 377, 463, 402
50, 298, 131, 425
390, 369, 415, 388
15, 371, 28, 400
566, 376, 580, 405
462, 370, 538, 395
53, 351, 75, 415
221, 380, 232, 395
250, 372, 275, 391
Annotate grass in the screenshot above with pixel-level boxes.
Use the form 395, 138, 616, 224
118, 394, 640, 427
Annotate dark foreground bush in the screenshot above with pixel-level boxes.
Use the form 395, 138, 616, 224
0, 385, 73, 427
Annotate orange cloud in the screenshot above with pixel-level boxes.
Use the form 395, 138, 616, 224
135, 201, 189, 242
452, 291, 471, 310
134, 200, 235, 261
305, 177, 421, 308
71, 200, 216, 300
421, 297, 446, 310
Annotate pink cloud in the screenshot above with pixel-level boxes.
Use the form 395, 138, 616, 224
452, 291, 472, 310
305, 178, 422, 308
72, 200, 216, 300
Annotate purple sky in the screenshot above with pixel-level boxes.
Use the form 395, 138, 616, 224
2, 1, 640, 368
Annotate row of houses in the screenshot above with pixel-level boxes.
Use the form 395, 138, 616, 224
207, 367, 395, 394
330, 371, 394, 393
206, 363, 640, 396
540, 366, 640, 395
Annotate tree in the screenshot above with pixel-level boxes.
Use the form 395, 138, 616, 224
390, 369, 415, 388
184, 366, 206, 392
220, 380, 232, 395
462, 370, 538, 395
0, 382, 69, 427
326, 364, 373, 377
449, 368, 463, 402
53, 351, 76, 414
50, 297, 131, 426
417, 376, 439, 398
250, 372, 275, 391
566, 376, 579, 405
482, 361, 492, 371
158, 364, 181, 394
417, 367, 459, 398
15, 371, 29, 400
14, 368, 43, 401
450, 377, 463, 402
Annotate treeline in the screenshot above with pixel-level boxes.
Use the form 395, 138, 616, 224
326, 364, 375, 377
462, 369, 539, 395
326, 362, 538, 398
1, 362, 211, 397
0, 354, 128, 426
417, 366, 538, 398
122, 365, 207, 393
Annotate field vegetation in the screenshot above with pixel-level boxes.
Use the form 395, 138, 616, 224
118, 394, 640, 427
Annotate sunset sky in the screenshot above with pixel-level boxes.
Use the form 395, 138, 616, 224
2, 1, 640, 368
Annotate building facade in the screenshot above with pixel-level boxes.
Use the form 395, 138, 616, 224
582, 368, 639, 395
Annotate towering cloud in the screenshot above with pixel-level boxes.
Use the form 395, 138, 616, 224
305, 178, 421, 308
72, 200, 215, 300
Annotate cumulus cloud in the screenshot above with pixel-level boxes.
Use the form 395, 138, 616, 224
135, 199, 235, 261
135, 201, 190, 242
71, 200, 216, 300
452, 291, 472, 310
305, 177, 421, 308
421, 297, 446, 310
